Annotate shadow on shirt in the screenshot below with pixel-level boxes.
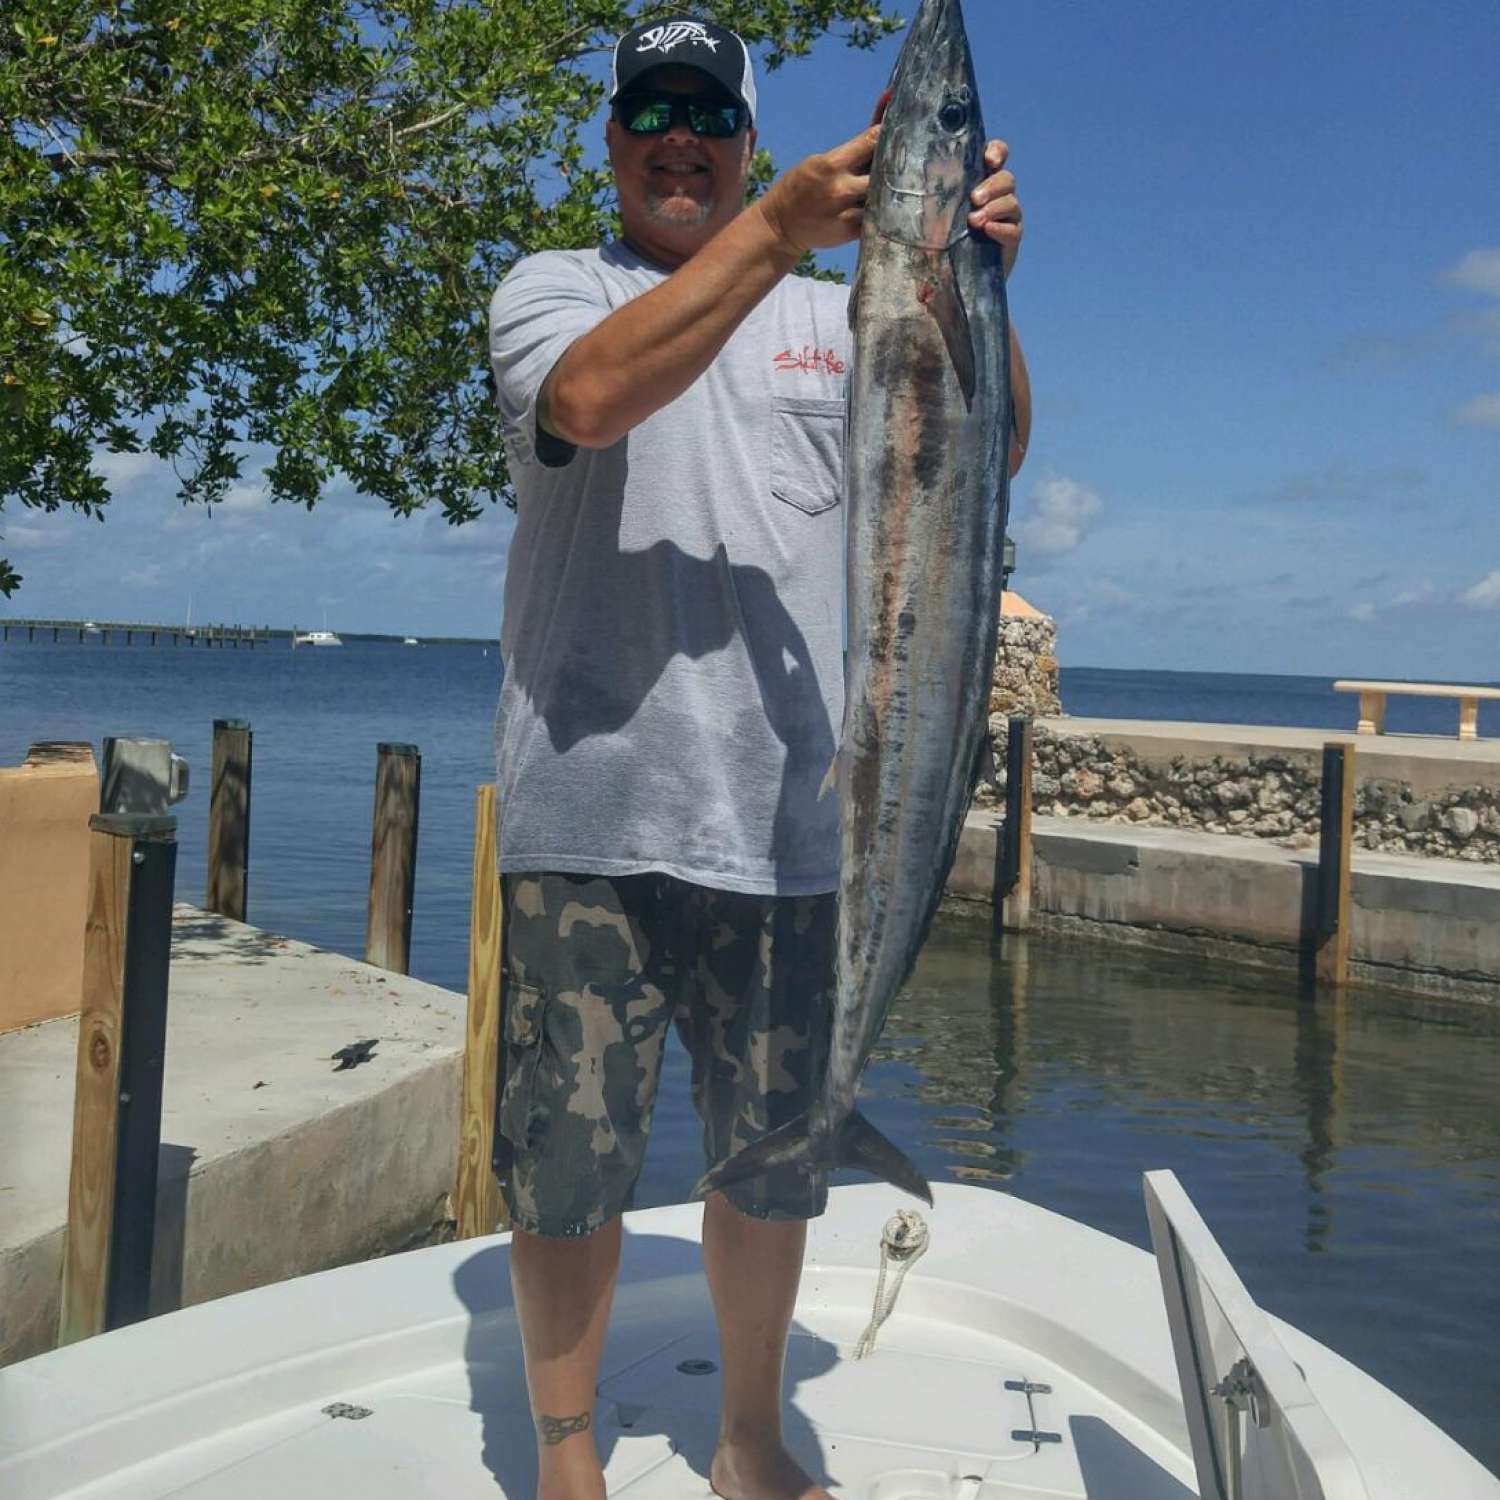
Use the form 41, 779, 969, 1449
501, 437, 839, 885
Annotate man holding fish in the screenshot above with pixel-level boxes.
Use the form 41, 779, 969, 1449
487, 8, 1029, 1500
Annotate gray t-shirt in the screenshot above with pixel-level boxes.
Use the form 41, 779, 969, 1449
488, 241, 852, 895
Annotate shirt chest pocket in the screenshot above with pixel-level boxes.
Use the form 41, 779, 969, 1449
771, 396, 846, 516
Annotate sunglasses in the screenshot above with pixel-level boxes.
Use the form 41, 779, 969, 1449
614, 91, 747, 139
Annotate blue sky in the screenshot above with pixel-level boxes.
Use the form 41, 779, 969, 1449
3, 0, 1497, 677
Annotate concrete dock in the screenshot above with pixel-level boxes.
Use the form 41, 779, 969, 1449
0, 907, 467, 1367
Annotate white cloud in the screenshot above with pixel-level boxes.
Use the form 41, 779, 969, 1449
90, 449, 161, 488
210, 482, 272, 515
1455, 393, 1500, 428
1462, 570, 1500, 608
1444, 249, 1500, 298
1013, 476, 1103, 556
1392, 580, 1434, 607
3, 521, 71, 552
1348, 602, 1376, 622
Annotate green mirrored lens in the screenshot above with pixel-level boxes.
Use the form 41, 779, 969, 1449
623, 98, 674, 133
688, 103, 742, 137
618, 94, 742, 137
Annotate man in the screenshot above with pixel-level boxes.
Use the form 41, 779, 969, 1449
487, 17, 1030, 1500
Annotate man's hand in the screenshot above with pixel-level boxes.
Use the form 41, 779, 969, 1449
968, 140, 1023, 279
755, 127, 880, 258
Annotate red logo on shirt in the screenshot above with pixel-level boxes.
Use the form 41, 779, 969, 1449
773, 346, 847, 375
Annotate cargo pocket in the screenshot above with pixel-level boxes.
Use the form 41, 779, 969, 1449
497, 981, 549, 1150
771, 396, 846, 516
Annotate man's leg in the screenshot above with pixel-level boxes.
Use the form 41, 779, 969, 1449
495, 872, 676, 1500
676, 885, 837, 1500
701, 1196, 832, 1500
511, 1219, 623, 1500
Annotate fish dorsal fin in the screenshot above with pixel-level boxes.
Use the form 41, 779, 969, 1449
918, 250, 976, 409
848, 255, 865, 332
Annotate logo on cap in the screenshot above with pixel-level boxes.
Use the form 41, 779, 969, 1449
636, 21, 720, 56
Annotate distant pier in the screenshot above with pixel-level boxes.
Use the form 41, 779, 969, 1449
0, 618, 270, 648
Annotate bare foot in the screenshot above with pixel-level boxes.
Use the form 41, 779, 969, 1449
711, 1437, 832, 1500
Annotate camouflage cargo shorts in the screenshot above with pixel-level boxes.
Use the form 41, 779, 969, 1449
490, 871, 836, 1237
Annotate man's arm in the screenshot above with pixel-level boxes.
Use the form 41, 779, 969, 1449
543, 129, 879, 452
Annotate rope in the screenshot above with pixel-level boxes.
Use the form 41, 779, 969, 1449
852, 1209, 930, 1360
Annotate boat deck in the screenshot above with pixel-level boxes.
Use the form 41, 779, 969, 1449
4, 1187, 1496, 1499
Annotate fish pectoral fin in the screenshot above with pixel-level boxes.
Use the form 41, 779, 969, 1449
693, 1111, 824, 1200
920, 251, 976, 410
818, 743, 846, 801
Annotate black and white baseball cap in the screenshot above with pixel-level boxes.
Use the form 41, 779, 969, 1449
610, 16, 758, 123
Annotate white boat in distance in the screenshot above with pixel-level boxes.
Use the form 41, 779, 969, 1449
403, 636, 420, 646
292, 629, 342, 647
2, 1176, 1495, 1500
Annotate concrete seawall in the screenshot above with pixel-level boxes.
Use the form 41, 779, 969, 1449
977, 716, 1500, 862
952, 811, 1500, 1002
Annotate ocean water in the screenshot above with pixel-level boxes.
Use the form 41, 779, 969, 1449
1064, 664, 1500, 738
4, 637, 1498, 1473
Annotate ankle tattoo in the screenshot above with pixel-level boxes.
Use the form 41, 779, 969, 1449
537, 1411, 592, 1446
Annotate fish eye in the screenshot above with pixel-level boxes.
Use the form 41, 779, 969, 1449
938, 99, 969, 133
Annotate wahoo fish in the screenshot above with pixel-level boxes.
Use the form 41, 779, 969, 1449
698, 0, 1011, 1205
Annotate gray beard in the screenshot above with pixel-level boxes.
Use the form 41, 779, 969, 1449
643, 190, 714, 229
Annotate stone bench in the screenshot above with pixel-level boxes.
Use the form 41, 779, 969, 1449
1333, 679, 1500, 741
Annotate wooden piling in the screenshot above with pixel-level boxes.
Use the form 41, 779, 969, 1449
1315, 742, 1355, 988
997, 717, 1035, 931
454, 784, 507, 1238
365, 743, 421, 974
60, 814, 177, 1345
206, 719, 252, 922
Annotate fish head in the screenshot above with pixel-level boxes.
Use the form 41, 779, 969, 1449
868, 0, 986, 251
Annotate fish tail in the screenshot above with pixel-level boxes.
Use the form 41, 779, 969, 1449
836, 1110, 933, 1205
692, 1109, 932, 1207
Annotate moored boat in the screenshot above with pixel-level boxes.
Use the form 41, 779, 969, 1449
1, 1177, 1494, 1499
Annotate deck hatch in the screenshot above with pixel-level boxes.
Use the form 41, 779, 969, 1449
1144, 1169, 1371, 1500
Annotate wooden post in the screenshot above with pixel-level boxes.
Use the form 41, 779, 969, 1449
997, 716, 1034, 931
1315, 742, 1355, 989
454, 784, 508, 1238
1459, 696, 1479, 742
60, 813, 177, 1345
366, 743, 421, 974
206, 719, 252, 922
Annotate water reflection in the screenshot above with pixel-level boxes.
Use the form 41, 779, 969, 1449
861, 910, 1500, 1476
1293, 988, 1342, 1254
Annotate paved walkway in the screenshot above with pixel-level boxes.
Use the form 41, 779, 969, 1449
0, 905, 466, 1366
